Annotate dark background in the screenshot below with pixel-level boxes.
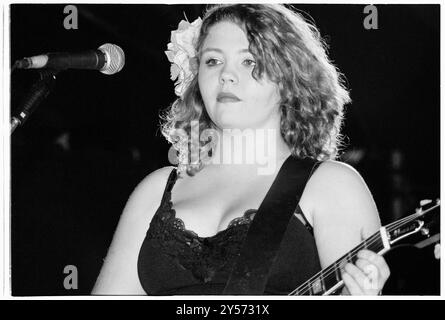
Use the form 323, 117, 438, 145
10, 4, 440, 295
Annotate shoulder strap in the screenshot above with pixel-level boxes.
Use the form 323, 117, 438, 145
165, 167, 179, 193
158, 167, 179, 205
223, 155, 319, 295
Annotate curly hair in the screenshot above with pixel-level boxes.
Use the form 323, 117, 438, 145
160, 4, 350, 176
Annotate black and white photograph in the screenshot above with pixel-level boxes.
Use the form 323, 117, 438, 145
5, 2, 441, 298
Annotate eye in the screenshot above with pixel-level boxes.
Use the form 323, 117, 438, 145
204, 58, 222, 66
242, 58, 256, 67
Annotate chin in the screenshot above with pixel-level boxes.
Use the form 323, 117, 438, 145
213, 114, 251, 129
219, 122, 256, 131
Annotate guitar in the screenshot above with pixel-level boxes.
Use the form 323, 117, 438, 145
288, 199, 440, 295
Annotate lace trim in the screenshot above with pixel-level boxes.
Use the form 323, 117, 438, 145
144, 166, 261, 282
143, 166, 316, 284
146, 189, 258, 282
165, 194, 257, 239
161, 167, 257, 239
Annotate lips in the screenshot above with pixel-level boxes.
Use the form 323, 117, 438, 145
216, 92, 241, 103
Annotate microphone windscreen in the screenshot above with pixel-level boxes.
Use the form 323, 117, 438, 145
99, 43, 125, 75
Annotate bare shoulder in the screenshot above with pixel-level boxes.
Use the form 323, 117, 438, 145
124, 165, 176, 220
300, 160, 380, 228
304, 160, 371, 200
91, 165, 175, 295
301, 160, 381, 267
133, 165, 175, 197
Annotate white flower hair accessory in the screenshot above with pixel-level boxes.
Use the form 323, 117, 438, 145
165, 17, 203, 98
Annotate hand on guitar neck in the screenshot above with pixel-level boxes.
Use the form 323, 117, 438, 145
340, 229, 390, 295
288, 199, 440, 296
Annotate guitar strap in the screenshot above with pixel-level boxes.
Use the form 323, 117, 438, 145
223, 155, 319, 295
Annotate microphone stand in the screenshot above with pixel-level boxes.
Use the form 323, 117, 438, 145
11, 68, 59, 134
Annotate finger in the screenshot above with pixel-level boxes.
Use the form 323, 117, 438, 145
356, 249, 378, 262
357, 250, 390, 280
355, 258, 377, 277
344, 263, 369, 292
341, 271, 363, 295
360, 227, 374, 241
357, 250, 390, 276
359, 229, 391, 279
354, 258, 379, 291
341, 284, 350, 295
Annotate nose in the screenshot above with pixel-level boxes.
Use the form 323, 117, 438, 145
219, 64, 238, 85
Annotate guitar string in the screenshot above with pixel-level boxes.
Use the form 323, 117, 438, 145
291, 237, 384, 295
288, 232, 383, 295
289, 213, 418, 295
290, 230, 402, 296
290, 205, 438, 295
288, 205, 438, 295
289, 211, 425, 295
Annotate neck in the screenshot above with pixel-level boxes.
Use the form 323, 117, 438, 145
205, 127, 291, 176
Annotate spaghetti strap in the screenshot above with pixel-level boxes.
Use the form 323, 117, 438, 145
295, 204, 313, 234
159, 167, 179, 204
165, 167, 178, 193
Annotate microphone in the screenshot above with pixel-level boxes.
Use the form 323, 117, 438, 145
15, 43, 125, 75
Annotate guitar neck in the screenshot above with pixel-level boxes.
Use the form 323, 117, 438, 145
288, 200, 439, 296
289, 230, 387, 295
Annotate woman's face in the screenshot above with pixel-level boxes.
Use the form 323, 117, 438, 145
198, 21, 281, 131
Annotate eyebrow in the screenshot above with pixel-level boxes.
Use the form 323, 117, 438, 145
201, 48, 251, 54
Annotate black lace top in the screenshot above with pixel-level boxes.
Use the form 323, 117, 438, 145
137, 167, 321, 295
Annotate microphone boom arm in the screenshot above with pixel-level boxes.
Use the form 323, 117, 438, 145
11, 69, 59, 134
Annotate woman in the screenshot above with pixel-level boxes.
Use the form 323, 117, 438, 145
93, 4, 390, 295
